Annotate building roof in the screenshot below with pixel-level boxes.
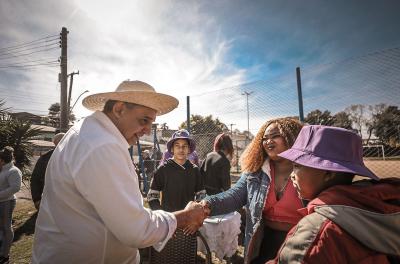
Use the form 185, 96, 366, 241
31, 124, 57, 133
29, 139, 55, 147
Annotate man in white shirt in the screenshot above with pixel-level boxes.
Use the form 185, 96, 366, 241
32, 80, 206, 264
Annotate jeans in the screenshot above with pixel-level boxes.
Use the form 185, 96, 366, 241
250, 225, 288, 264
0, 199, 16, 257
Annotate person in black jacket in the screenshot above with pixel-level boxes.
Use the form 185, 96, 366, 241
200, 133, 234, 195
147, 129, 205, 212
30, 133, 64, 210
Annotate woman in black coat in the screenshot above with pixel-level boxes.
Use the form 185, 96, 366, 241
200, 133, 234, 195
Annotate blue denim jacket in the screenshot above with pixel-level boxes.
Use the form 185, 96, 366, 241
204, 165, 271, 263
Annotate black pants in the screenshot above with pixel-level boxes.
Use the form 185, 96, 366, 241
251, 225, 288, 264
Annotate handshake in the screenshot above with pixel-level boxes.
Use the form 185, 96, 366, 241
174, 200, 211, 235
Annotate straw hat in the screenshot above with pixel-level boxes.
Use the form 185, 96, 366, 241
82, 80, 179, 115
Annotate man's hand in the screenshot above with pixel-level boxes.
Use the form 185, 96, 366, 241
174, 201, 209, 235
199, 200, 211, 217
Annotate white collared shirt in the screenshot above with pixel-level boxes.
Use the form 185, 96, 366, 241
32, 111, 176, 264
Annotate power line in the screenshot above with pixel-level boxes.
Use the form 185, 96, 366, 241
0, 35, 59, 52
0, 39, 60, 56
0, 46, 59, 60
0, 61, 59, 69
0, 59, 59, 67
0, 57, 59, 65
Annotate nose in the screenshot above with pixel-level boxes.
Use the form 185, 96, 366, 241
143, 123, 152, 135
290, 172, 296, 181
263, 137, 273, 145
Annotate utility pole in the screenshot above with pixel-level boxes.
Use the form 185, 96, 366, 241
67, 70, 80, 115
186, 96, 191, 133
59, 27, 69, 132
229, 123, 235, 136
296, 67, 304, 122
242, 91, 253, 143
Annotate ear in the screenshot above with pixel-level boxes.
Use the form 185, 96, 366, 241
324, 170, 335, 182
112, 102, 125, 119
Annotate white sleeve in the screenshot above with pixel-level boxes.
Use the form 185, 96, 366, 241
72, 143, 177, 249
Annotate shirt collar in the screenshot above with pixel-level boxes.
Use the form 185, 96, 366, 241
261, 158, 272, 180
92, 111, 130, 149
170, 159, 188, 169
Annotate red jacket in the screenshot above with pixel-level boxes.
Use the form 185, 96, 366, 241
268, 178, 400, 264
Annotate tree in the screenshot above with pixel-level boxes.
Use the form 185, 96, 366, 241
179, 114, 228, 135
47, 102, 76, 128
365, 104, 386, 144
0, 100, 42, 171
332, 111, 352, 129
345, 104, 366, 135
179, 114, 228, 158
47, 103, 60, 127
304, 110, 334, 125
0, 99, 10, 120
373, 105, 400, 146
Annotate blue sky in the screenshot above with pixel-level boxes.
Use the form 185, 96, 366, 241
0, 0, 399, 132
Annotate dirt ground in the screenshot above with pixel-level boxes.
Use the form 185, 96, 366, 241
364, 159, 400, 178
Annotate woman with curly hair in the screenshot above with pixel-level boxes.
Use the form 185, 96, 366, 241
0, 146, 22, 264
200, 118, 304, 263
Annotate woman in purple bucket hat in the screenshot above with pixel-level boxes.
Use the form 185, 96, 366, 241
268, 125, 400, 264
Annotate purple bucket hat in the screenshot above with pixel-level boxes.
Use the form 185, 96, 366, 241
167, 129, 196, 154
278, 125, 379, 180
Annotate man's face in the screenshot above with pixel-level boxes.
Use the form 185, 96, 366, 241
113, 102, 157, 145
172, 139, 190, 164
291, 162, 330, 200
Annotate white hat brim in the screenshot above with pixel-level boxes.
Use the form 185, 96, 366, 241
82, 91, 179, 116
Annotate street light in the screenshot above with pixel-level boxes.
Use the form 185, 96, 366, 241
70, 90, 89, 113
242, 91, 253, 143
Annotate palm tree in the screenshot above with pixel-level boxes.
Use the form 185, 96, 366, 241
0, 99, 42, 171
0, 99, 10, 120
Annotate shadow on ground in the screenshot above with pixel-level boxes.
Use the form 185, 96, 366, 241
13, 212, 37, 242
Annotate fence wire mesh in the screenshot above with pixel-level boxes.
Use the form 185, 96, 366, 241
186, 47, 400, 177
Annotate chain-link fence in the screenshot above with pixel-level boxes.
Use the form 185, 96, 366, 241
187, 47, 400, 177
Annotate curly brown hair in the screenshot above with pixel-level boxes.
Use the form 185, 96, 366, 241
240, 117, 303, 173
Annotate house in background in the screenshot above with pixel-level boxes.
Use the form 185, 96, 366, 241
9, 112, 44, 125
30, 124, 57, 155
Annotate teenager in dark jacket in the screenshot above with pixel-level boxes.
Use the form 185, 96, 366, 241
200, 133, 234, 195
147, 129, 205, 212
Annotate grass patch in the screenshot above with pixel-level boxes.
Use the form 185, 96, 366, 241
10, 199, 36, 264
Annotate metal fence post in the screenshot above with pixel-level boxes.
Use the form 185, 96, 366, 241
187, 96, 191, 133
296, 67, 305, 122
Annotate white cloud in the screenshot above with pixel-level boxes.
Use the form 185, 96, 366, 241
0, 0, 248, 129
